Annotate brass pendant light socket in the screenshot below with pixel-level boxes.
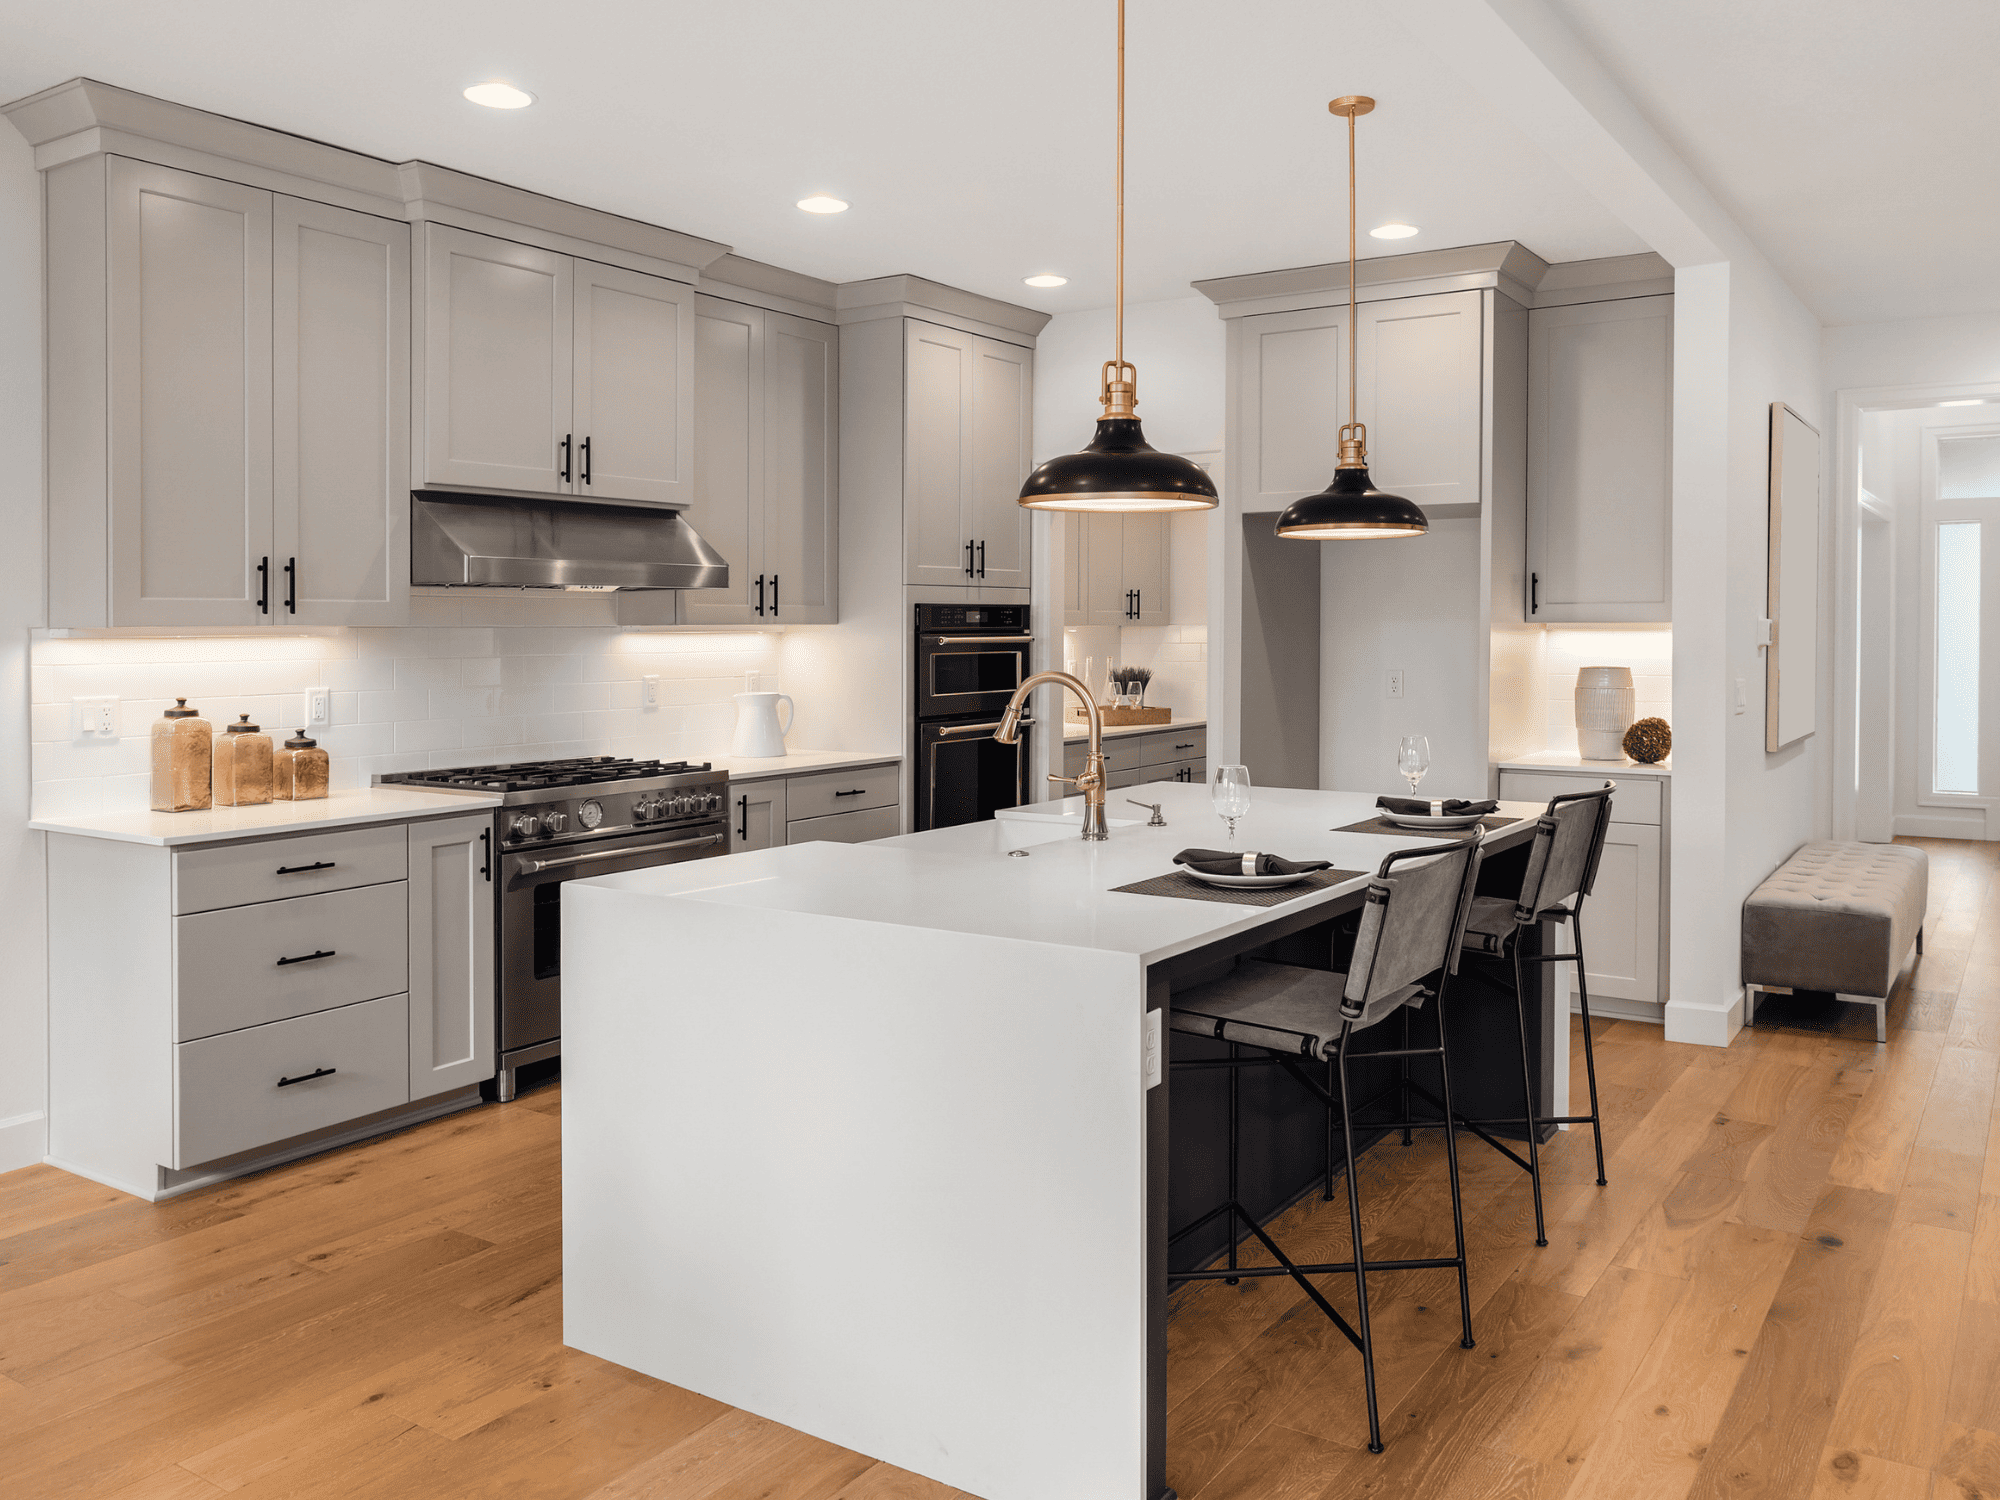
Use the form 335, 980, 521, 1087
1100, 360, 1138, 419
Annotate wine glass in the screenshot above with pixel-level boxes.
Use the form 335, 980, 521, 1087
1212, 764, 1252, 844
1397, 736, 1431, 798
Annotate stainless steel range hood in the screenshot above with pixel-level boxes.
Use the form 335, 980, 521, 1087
411, 493, 730, 590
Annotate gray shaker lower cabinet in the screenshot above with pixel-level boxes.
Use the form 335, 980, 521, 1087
45, 814, 495, 1201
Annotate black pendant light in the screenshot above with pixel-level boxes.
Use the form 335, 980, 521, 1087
1274, 96, 1427, 541
1017, 0, 1217, 515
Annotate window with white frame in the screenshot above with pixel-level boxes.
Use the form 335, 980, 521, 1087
1925, 431, 2000, 802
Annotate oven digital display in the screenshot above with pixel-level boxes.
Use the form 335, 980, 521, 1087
964, 610, 984, 624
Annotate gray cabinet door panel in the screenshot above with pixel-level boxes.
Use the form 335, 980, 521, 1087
107, 158, 273, 627
731, 778, 787, 852
767, 312, 839, 621
905, 321, 976, 586
682, 295, 765, 624
1238, 307, 1347, 513
572, 260, 693, 506
407, 813, 496, 1098
422, 225, 571, 493
272, 197, 410, 626
969, 337, 1033, 588
1357, 291, 1484, 513
1123, 513, 1170, 623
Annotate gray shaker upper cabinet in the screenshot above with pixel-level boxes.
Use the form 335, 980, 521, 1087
1234, 305, 1348, 513
1525, 295, 1674, 623
417, 224, 695, 507
680, 294, 838, 626
44, 156, 409, 629
903, 321, 1033, 588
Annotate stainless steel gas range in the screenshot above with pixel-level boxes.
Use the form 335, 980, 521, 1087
380, 757, 730, 1099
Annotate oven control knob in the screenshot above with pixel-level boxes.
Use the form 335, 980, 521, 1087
543, 811, 568, 834
703, 792, 723, 813
634, 796, 657, 821
670, 795, 691, 816
511, 814, 540, 840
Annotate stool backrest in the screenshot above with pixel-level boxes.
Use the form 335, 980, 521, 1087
1514, 781, 1616, 923
1342, 839, 1483, 1023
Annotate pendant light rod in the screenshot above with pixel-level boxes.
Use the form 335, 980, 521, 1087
1328, 95, 1374, 467
1115, 0, 1125, 373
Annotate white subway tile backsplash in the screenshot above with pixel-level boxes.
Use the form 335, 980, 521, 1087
30, 624, 790, 814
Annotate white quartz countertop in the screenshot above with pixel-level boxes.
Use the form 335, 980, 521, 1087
1061, 717, 1206, 742
29, 786, 502, 847
707, 749, 903, 782
1497, 751, 1672, 777
583, 780, 1543, 967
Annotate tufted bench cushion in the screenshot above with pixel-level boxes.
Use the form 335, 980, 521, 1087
1742, 842, 1927, 1036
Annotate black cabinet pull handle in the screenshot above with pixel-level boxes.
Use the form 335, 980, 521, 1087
737, 794, 749, 841
833, 788, 868, 797
480, 829, 492, 882
560, 433, 573, 484
284, 557, 297, 614
976, 540, 986, 578
1133, 588, 1142, 618
274, 860, 335, 874
1530, 572, 1539, 614
275, 949, 336, 967
579, 435, 592, 486
257, 556, 270, 614
965, 539, 975, 578
277, 1067, 335, 1088
754, 574, 765, 616
771, 574, 779, 615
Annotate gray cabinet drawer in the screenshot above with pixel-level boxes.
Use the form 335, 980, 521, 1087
787, 804, 901, 845
175, 824, 408, 914
1497, 770, 1660, 825
175, 992, 411, 1168
1137, 727, 1206, 767
176, 881, 410, 1042
1064, 738, 1143, 778
785, 763, 899, 820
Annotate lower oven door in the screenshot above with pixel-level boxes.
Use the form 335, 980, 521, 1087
497, 823, 728, 1058
918, 717, 1033, 831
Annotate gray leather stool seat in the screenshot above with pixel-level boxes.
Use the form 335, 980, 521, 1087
1743, 841, 1928, 1042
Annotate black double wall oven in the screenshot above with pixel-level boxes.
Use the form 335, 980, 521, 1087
913, 603, 1037, 831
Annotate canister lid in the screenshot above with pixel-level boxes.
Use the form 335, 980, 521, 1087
164, 697, 199, 718
226, 713, 260, 734
285, 730, 317, 749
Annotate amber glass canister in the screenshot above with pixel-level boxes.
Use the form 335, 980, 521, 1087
213, 715, 274, 806
273, 729, 330, 801
150, 698, 213, 812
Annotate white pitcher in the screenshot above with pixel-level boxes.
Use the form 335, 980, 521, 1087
730, 691, 794, 759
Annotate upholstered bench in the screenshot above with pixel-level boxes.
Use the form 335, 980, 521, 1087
1742, 841, 1928, 1042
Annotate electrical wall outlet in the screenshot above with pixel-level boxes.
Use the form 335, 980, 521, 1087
641, 674, 660, 708
73, 696, 119, 739
1385, 668, 1406, 700
307, 689, 330, 726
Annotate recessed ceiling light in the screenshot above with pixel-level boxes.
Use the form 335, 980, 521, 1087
1369, 222, 1420, 240
463, 81, 534, 110
1024, 274, 1068, 288
796, 194, 849, 214
1940, 398, 1986, 407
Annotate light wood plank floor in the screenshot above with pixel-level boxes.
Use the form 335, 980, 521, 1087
3, 835, 1993, 1500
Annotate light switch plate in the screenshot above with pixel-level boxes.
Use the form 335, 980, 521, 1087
73, 696, 119, 738
1735, 677, 1747, 715
1143, 1009, 1163, 1090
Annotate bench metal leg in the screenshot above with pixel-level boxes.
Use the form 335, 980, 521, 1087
1745, 985, 1758, 1026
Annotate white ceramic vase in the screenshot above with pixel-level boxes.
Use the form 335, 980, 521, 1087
729, 691, 794, 759
1575, 666, 1635, 761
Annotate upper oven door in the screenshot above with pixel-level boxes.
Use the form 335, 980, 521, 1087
915, 631, 1034, 720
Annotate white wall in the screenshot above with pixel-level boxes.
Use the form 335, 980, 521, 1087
1825, 314, 2000, 394
1535, 626, 1673, 759
1031, 296, 1225, 463
30, 627, 806, 817
0, 131, 47, 1172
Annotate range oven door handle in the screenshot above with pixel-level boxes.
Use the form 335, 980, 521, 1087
928, 635, 1035, 646
932, 716, 1035, 738
516, 833, 724, 875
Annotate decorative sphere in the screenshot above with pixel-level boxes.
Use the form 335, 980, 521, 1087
1622, 717, 1672, 764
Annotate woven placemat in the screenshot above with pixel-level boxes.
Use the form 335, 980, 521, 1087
1333, 814, 1517, 839
1110, 867, 1366, 906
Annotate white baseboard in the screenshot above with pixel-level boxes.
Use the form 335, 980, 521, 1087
1894, 813, 1990, 841
0, 1111, 48, 1175
1574, 996, 1664, 1025
1663, 987, 1743, 1047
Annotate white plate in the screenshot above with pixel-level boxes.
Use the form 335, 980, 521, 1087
1175, 863, 1317, 888
1377, 809, 1488, 830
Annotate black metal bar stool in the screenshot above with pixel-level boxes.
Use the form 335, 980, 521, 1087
1165, 838, 1483, 1454
1453, 781, 1618, 1247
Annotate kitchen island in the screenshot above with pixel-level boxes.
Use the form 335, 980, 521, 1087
561, 781, 1559, 1500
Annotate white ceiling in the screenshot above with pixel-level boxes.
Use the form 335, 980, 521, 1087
0, 0, 1647, 313
4, 2, 1982, 327
1550, 0, 2000, 326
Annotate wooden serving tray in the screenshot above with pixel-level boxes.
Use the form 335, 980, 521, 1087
1068, 705, 1171, 726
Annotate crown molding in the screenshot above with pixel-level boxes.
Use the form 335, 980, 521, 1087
1194, 240, 1675, 316
700, 254, 840, 320
835, 274, 1050, 344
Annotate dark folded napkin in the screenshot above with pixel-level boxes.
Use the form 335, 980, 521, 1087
1375, 796, 1499, 817
1174, 848, 1332, 876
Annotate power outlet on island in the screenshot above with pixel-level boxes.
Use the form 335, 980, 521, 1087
1385, 668, 1407, 700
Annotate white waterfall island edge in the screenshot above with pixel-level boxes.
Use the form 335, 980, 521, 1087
559, 780, 1546, 1499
